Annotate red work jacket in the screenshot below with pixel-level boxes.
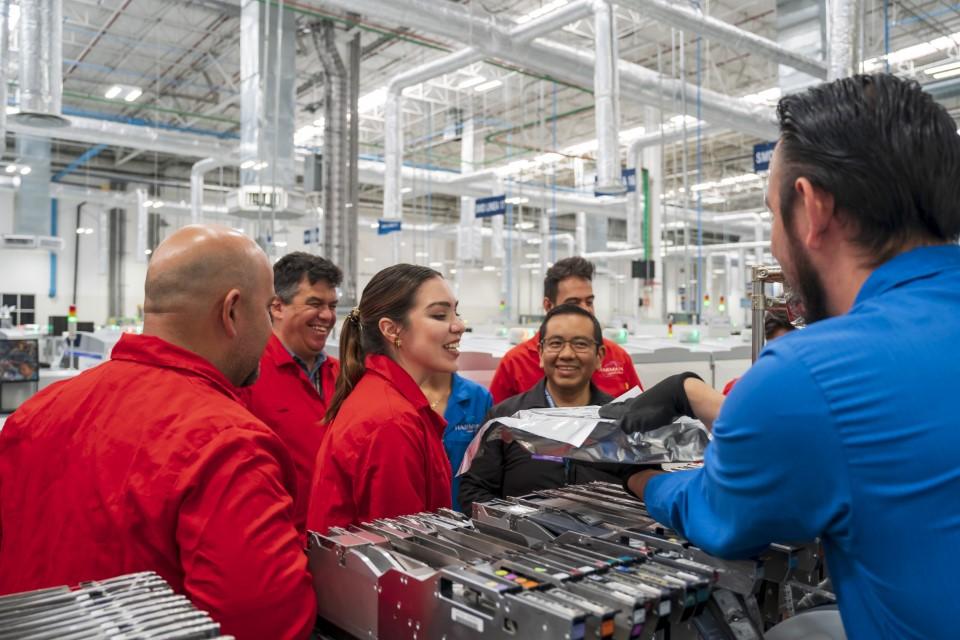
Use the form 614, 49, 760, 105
307, 354, 452, 532
0, 334, 315, 640
488, 334, 644, 403
240, 333, 339, 531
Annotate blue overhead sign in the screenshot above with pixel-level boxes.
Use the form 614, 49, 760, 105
475, 194, 507, 218
377, 219, 402, 235
303, 227, 320, 245
753, 141, 776, 173
621, 168, 637, 193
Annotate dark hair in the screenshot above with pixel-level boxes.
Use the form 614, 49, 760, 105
324, 264, 441, 422
763, 309, 794, 341
776, 74, 960, 265
538, 303, 602, 348
273, 252, 343, 303
544, 256, 594, 303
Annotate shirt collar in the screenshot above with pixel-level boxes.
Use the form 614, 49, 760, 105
269, 333, 327, 379
364, 353, 431, 411
110, 333, 241, 401
854, 245, 960, 307
283, 342, 326, 380
449, 373, 473, 406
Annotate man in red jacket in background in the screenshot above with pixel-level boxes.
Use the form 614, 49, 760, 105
241, 251, 341, 531
489, 256, 643, 403
0, 225, 315, 640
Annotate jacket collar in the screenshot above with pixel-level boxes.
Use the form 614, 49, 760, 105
110, 333, 241, 401
855, 245, 960, 307
364, 353, 431, 412
532, 377, 612, 407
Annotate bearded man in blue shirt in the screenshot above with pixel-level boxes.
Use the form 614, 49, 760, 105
621, 74, 960, 639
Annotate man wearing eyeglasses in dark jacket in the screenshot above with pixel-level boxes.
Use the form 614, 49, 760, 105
459, 304, 636, 515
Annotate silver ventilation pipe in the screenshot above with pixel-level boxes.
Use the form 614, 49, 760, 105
0, 0, 10, 146
826, 0, 859, 80
13, 0, 68, 127
619, 0, 826, 79
593, 0, 625, 196
190, 157, 228, 224
379, 0, 594, 223
313, 21, 348, 268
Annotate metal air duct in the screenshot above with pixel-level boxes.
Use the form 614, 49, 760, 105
13, 0, 68, 127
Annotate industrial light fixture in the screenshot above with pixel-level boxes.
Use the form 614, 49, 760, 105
474, 79, 502, 93
401, 187, 413, 194
931, 66, 960, 80
861, 30, 960, 71
4, 164, 16, 174
123, 88, 142, 102
458, 76, 487, 90
104, 85, 123, 99
240, 159, 257, 170
19, 166, 31, 175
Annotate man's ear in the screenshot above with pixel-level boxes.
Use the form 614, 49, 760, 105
794, 177, 835, 250
596, 343, 606, 366
269, 296, 283, 323
543, 297, 554, 312
222, 289, 242, 339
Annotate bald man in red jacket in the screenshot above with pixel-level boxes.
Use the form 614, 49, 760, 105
0, 226, 315, 640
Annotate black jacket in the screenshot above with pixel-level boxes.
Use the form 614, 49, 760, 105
458, 379, 637, 515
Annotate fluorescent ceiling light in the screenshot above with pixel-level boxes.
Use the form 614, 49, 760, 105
4, 164, 16, 174
401, 187, 412, 194
104, 85, 123, 99
742, 87, 781, 104
143, 200, 154, 207
861, 31, 960, 71
669, 114, 699, 127
124, 88, 142, 102
240, 159, 257, 169
925, 60, 960, 75
524, 252, 539, 259
516, 0, 569, 24
482, 265, 497, 272
274, 241, 288, 248
516, 221, 536, 230
700, 195, 727, 205
458, 76, 487, 90
506, 196, 529, 205
19, 166, 31, 175
932, 66, 960, 80
151, 200, 163, 209
429, 261, 443, 267
474, 79, 502, 92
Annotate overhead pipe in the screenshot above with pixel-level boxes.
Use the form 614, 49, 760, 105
190, 157, 229, 224
380, 0, 595, 223
826, 0, 859, 80
0, 0, 9, 145
313, 21, 348, 267
13, 0, 68, 127
618, 0, 826, 79
316, 0, 777, 141
592, 0, 625, 195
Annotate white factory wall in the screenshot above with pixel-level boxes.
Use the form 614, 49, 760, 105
0, 191, 148, 327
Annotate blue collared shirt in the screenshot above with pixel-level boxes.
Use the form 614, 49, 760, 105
644, 245, 960, 639
284, 344, 327, 395
442, 373, 493, 512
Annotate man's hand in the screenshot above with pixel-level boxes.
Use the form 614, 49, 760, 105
600, 372, 709, 434
626, 467, 665, 501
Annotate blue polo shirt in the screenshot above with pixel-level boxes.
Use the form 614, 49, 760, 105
644, 245, 960, 639
442, 373, 493, 512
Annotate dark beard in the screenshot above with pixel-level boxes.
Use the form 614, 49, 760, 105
786, 226, 830, 324
238, 363, 261, 387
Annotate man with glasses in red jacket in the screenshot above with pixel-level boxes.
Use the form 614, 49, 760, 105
241, 252, 342, 532
489, 256, 642, 403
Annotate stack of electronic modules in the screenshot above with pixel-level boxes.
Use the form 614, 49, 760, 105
0, 571, 232, 640
309, 482, 823, 640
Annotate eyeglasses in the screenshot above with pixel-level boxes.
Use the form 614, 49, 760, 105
540, 337, 599, 354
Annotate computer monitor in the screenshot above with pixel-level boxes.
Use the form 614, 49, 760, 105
76, 322, 95, 334
0, 339, 39, 382
49, 315, 69, 336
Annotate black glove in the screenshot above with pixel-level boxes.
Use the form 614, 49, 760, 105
599, 372, 703, 435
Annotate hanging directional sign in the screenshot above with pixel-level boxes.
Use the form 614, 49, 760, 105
621, 167, 637, 193
753, 141, 776, 173
377, 219, 402, 235
303, 227, 320, 245
475, 194, 507, 218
